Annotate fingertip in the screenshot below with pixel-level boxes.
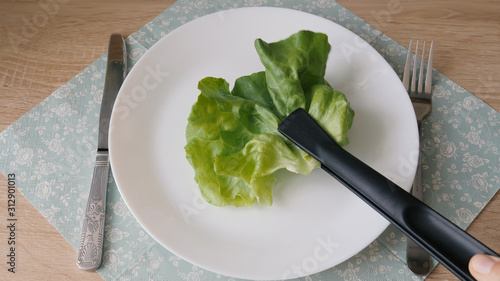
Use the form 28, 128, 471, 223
469, 254, 500, 281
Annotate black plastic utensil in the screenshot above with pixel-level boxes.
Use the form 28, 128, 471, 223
278, 108, 499, 281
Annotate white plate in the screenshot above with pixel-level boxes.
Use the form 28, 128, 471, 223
109, 7, 418, 280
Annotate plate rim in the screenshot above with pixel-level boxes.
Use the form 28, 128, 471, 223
109, 6, 418, 280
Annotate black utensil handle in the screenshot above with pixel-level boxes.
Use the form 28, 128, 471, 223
278, 108, 499, 281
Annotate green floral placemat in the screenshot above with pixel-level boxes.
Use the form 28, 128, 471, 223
1, 0, 499, 280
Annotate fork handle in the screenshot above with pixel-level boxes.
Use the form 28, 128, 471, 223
406, 136, 432, 275
411, 151, 424, 201
278, 108, 499, 281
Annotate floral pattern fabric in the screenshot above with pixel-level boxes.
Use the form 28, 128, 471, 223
1, 0, 499, 280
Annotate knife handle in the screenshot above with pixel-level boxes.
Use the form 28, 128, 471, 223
76, 150, 109, 271
278, 108, 499, 281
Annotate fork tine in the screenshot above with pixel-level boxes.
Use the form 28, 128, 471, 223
410, 40, 419, 94
424, 41, 434, 95
418, 41, 426, 95
402, 40, 413, 92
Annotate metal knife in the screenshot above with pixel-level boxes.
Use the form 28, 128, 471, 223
76, 33, 127, 271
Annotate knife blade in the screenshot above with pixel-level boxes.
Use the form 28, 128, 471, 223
76, 33, 127, 271
278, 108, 499, 281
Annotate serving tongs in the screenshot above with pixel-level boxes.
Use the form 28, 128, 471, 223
278, 108, 499, 281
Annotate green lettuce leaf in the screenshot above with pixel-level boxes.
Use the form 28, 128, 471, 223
308, 84, 355, 146
254, 30, 331, 118
185, 31, 354, 207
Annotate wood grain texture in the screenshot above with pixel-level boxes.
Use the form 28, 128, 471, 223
0, 0, 498, 280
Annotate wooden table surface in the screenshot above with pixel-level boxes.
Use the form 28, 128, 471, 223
0, 0, 499, 280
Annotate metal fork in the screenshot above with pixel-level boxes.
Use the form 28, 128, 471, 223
403, 40, 434, 276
